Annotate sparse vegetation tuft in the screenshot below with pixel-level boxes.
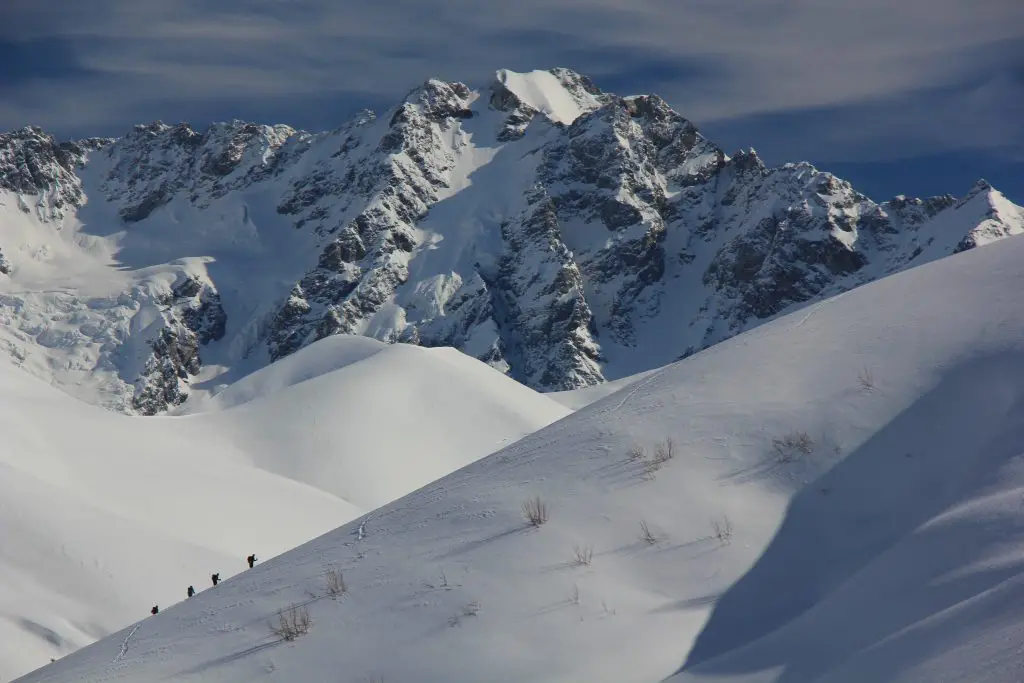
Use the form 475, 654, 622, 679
627, 444, 646, 461
639, 437, 677, 478
573, 544, 593, 566
773, 431, 815, 462
857, 366, 875, 392
639, 519, 659, 545
523, 496, 549, 527
270, 604, 311, 641
449, 600, 481, 627
325, 568, 346, 597
711, 516, 733, 544
652, 438, 676, 465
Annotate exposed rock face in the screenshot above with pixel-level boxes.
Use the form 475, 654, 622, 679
132, 276, 227, 415
99, 120, 295, 222
0, 126, 109, 219
266, 80, 474, 360
2, 67, 1022, 412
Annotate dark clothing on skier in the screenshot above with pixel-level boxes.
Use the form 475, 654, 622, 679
151, 605, 159, 615
187, 585, 195, 598
211, 573, 220, 586
247, 554, 257, 569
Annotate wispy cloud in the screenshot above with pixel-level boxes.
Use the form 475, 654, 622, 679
1, 0, 1022, 179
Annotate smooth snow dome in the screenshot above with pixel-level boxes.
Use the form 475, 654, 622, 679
0, 334, 568, 681
178, 335, 572, 508
22, 234, 1024, 683
496, 68, 595, 124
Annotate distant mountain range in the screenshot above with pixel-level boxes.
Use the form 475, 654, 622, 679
2, 67, 1021, 414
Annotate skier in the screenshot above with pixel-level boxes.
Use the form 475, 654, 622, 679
247, 553, 257, 569
151, 605, 159, 615
211, 572, 220, 587
187, 585, 195, 598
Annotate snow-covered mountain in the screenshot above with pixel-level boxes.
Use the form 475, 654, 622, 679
2, 68, 1021, 414
22, 220, 1024, 683
0, 334, 567, 681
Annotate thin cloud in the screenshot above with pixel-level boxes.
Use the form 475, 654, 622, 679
0, 0, 1021, 168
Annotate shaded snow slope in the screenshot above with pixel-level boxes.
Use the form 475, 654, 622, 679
177, 335, 572, 508
2, 72, 1021, 415
0, 334, 566, 680
22, 234, 1024, 683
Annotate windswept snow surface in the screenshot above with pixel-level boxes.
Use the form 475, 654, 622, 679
0, 334, 567, 681
23, 234, 1024, 683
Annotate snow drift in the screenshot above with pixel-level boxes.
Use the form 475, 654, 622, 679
20, 237, 1024, 682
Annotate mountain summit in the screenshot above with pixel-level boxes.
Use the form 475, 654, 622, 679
1, 68, 1021, 414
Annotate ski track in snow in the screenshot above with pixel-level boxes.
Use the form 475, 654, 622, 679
610, 365, 668, 415
794, 286, 855, 328
112, 625, 138, 664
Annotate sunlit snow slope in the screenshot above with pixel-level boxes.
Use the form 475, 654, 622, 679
22, 236, 1024, 683
0, 334, 567, 681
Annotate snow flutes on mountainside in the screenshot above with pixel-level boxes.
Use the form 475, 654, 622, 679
1, 69, 1022, 414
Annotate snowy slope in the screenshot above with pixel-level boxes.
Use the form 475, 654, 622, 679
2, 70, 1021, 415
21, 233, 1024, 682
175, 335, 571, 508
0, 333, 567, 681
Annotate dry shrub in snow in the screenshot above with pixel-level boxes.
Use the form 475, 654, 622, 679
858, 366, 875, 391
773, 431, 814, 462
522, 496, 549, 527
639, 520, 659, 545
712, 516, 733, 544
270, 604, 310, 641
449, 600, 481, 627
325, 568, 346, 597
573, 544, 593, 566
652, 438, 675, 465
641, 437, 676, 477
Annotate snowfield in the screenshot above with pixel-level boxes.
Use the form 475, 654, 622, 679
19, 231, 1024, 683
0, 334, 568, 681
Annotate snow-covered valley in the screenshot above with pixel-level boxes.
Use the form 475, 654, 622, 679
16, 206, 1024, 683
3, 66, 1024, 683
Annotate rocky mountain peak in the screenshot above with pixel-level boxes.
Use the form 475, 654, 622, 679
956, 178, 996, 208
399, 79, 475, 123
101, 118, 296, 222
0, 125, 108, 219
0, 67, 1021, 414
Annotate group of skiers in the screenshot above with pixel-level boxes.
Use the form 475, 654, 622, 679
150, 554, 257, 615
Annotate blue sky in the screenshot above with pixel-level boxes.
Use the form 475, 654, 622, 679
1, 0, 1021, 203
